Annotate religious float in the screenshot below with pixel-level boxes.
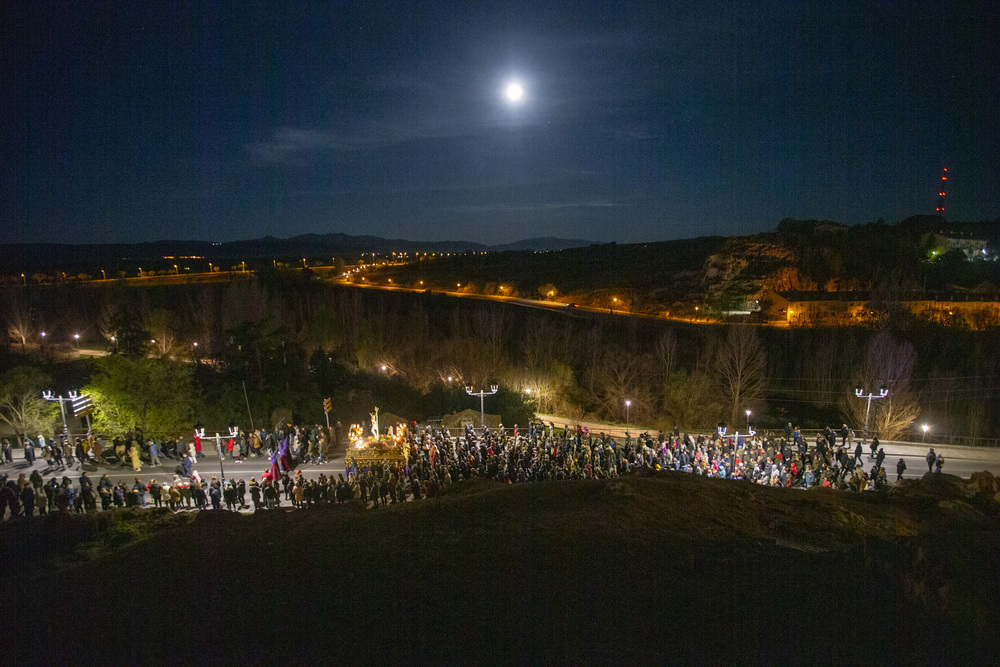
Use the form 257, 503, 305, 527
344, 406, 410, 470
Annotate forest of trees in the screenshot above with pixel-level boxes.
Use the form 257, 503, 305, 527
2, 275, 998, 441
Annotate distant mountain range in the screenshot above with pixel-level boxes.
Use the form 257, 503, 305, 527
2, 233, 593, 275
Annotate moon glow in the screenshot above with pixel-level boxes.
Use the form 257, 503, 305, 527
505, 81, 524, 102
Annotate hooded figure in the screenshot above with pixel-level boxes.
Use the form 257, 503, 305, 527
129, 441, 142, 471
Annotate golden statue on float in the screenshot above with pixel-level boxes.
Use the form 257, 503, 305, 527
345, 406, 409, 470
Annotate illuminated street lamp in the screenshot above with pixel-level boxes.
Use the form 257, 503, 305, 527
625, 399, 631, 430
745, 409, 752, 432
922, 423, 930, 442
73, 333, 80, 352
854, 385, 888, 443
466, 385, 499, 428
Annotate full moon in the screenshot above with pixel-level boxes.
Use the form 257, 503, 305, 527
505, 81, 524, 102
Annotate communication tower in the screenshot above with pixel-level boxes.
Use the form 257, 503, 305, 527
935, 168, 948, 215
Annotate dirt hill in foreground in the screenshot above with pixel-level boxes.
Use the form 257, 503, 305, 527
4, 472, 998, 664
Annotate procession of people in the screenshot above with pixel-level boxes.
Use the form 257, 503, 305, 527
0, 415, 947, 521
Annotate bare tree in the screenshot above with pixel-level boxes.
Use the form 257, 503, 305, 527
594, 351, 652, 422
715, 324, 767, 427
653, 330, 677, 411
521, 317, 557, 375
146, 308, 178, 357
472, 304, 510, 378
4, 291, 35, 352
840, 329, 920, 440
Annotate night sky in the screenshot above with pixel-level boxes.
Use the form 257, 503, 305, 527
2, 2, 997, 246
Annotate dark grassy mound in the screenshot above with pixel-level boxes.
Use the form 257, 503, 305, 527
4, 473, 998, 665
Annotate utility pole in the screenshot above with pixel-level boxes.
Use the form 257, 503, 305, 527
466, 385, 498, 428
242, 380, 255, 432
42, 390, 73, 438
854, 385, 888, 443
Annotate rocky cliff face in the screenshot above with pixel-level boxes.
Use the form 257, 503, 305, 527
699, 237, 803, 305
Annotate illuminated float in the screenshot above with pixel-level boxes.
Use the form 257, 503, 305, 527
344, 406, 410, 469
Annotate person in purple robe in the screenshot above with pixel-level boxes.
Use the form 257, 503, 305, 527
278, 435, 293, 472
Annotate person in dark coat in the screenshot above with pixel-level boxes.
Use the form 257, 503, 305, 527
20, 484, 35, 517
896, 458, 907, 481
2, 481, 20, 519
249, 479, 262, 510
149, 481, 162, 507
98, 474, 113, 511
75, 438, 87, 465
223, 482, 237, 511
875, 447, 886, 472
132, 477, 147, 507
926, 448, 936, 473
209, 483, 222, 510
79, 472, 97, 512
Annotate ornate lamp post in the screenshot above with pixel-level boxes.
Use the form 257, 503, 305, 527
854, 385, 888, 443
466, 385, 499, 428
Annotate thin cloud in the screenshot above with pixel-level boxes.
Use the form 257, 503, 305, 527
446, 200, 619, 213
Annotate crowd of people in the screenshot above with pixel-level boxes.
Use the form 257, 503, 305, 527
1, 419, 948, 521
0, 421, 341, 475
